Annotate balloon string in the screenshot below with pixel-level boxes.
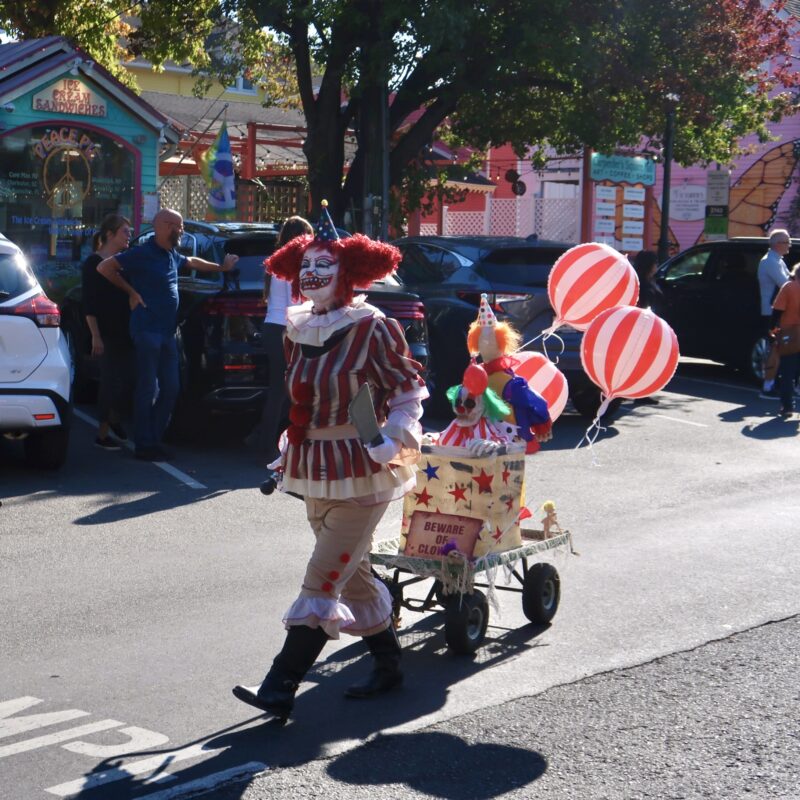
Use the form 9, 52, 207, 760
575, 394, 611, 465
518, 329, 566, 365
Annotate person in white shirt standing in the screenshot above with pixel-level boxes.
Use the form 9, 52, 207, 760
257, 216, 314, 460
757, 229, 791, 398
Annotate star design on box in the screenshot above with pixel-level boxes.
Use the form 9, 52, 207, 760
448, 484, 468, 503
504, 496, 515, 511
501, 467, 511, 484
415, 487, 433, 507
472, 468, 494, 493
422, 461, 440, 480
492, 526, 504, 541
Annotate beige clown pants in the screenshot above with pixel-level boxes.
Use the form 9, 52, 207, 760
282, 497, 394, 639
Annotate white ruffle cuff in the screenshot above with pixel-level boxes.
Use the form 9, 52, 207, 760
282, 579, 393, 639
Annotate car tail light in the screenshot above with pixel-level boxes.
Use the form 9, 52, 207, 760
0, 291, 61, 327
205, 296, 266, 316
377, 299, 425, 320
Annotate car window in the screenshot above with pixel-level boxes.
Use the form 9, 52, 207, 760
178, 233, 196, 258
662, 248, 713, 281
475, 247, 568, 287
0, 252, 36, 300
396, 244, 449, 284
713, 247, 761, 283
221, 237, 278, 283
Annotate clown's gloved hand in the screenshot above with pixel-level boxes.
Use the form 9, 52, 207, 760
468, 438, 501, 458
366, 435, 401, 464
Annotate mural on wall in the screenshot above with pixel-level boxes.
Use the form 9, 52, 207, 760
723, 139, 800, 239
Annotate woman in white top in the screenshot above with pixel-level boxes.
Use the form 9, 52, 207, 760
257, 216, 314, 459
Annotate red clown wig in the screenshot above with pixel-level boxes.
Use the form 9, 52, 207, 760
265, 233, 402, 305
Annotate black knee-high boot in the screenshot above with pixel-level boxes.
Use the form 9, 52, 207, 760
345, 625, 403, 699
233, 625, 328, 720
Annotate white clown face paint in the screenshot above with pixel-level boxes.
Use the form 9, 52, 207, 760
299, 244, 340, 309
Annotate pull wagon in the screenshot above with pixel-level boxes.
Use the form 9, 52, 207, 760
370, 444, 575, 654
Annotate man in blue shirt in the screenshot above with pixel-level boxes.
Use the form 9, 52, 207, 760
757, 229, 792, 398
98, 209, 238, 460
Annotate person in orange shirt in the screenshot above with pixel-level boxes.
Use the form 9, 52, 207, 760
770, 265, 800, 416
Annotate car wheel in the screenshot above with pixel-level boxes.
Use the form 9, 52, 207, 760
522, 563, 560, 624
24, 426, 69, 470
748, 335, 770, 383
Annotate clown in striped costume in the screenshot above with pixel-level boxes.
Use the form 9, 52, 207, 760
233, 203, 427, 722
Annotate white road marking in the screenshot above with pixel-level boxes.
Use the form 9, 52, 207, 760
0, 720, 123, 757
135, 762, 268, 800
62, 726, 169, 757
650, 414, 708, 428
0, 697, 89, 738
73, 408, 208, 490
45, 742, 223, 796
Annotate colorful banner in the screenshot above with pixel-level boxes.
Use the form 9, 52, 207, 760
400, 449, 526, 559
200, 123, 236, 220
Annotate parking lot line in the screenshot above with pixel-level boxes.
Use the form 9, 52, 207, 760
72, 408, 208, 490
650, 413, 708, 427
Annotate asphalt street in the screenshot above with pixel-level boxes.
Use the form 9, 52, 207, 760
1, 361, 798, 800
209, 615, 800, 800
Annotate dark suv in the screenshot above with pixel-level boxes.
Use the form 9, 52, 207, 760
61, 221, 428, 430
654, 237, 800, 381
391, 235, 608, 418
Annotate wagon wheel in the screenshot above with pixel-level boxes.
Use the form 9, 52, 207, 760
522, 563, 560, 624
444, 590, 489, 654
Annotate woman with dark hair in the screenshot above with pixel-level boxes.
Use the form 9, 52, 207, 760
256, 215, 314, 460
81, 214, 134, 449
632, 250, 662, 310
233, 204, 427, 723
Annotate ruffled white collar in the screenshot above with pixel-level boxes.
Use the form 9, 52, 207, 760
285, 294, 384, 346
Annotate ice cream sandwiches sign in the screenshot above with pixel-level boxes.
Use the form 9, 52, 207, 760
32, 79, 107, 118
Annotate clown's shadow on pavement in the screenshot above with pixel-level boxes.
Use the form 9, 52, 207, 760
73, 614, 552, 800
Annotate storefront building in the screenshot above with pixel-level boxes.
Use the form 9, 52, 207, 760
0, 37, 178, 302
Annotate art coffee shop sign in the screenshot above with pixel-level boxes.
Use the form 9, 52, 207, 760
31, 78, 107, 118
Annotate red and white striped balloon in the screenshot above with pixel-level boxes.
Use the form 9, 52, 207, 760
581, 306, 679, 407
514, 352, 569, 422
548, 243, 639, 331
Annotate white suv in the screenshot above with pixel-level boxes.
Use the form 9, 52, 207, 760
0, 234, 72, 468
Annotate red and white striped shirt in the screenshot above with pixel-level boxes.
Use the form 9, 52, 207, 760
283, 313, 426, 499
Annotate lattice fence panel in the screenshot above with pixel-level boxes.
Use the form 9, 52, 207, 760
420, 223, 438, 235
491, 199, 518, 235
158, 177, 306, 223
445, 211, 485, 236
158, 176, 188, 217
533, 197, 579, 242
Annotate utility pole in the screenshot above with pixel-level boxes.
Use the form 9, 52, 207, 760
657, 94, 680, 263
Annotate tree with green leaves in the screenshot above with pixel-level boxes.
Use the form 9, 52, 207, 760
0, 0, 269, 91
5, 0, 797, 230
246, 0, 798, 227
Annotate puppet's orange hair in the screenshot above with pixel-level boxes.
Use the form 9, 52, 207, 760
467, 319, 522, 356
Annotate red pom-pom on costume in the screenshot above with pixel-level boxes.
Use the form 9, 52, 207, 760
287, 424, 307, 446
321, 581, 334, 593
328, 570, 340, 580
339, 553, 351, 564
289, 405, 312, 426
463, 363, 489, 395
294, 383, 314, 405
